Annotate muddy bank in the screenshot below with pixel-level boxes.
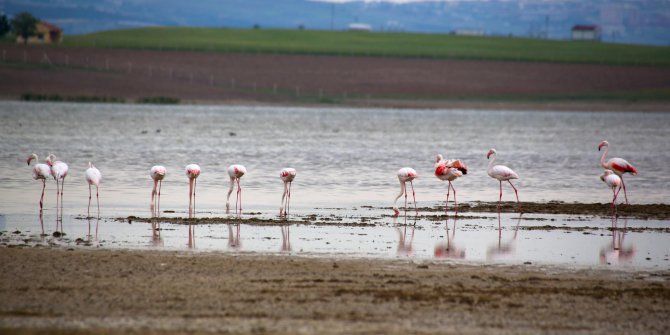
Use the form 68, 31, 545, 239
0, 248, 669, 334
419, 201, 670, 220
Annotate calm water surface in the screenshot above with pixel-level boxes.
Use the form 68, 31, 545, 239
0, 102, 668, 269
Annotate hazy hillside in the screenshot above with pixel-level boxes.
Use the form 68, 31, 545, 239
2, 0, 669, 45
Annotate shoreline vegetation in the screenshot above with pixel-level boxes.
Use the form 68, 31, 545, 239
0, 248, 669, 334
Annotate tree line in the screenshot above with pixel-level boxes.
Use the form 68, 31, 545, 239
1, 12, 41, 46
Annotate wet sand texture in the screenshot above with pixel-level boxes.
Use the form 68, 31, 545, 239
1, 248, 669, 334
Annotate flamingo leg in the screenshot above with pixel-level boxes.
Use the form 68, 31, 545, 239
151, 180, 157, 214
193, 178, 197, 215
280, 182, 287, 216
403, 181, 408, 215
158, 180, 162, 215
287, 181, 292, 216
88, 184, 92, 218
409, 180, 417, 215
620, 176, 629, 205
96, 185, 100, 219
60, 179, 65, 222
450, 181, 458, 217
498, 181, 503, 215
508, 180, 521, 213
237, 178, 242, 213
445, 184, 451, 215
188, 178, 193, 217
39, 179, 45, 211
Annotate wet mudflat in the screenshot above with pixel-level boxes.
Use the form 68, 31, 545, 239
1, 248, 669, 334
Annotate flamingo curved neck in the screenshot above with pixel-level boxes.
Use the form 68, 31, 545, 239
487, 153, 496, 174
600, 145, 609, 169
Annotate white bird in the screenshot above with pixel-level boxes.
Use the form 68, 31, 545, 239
486, 148, 521, 214
150, 165, 167, 215
279, 168, 297, 217
226, 164, 247, 214
392, 167, 418, 216
26, 153, 51, 211
601, 169, 622, 224
85, 162, 102, 218
598, 140, 638, 205
46, 154, 69, 221
434, 154, 468, 215
185, 164, 201, 217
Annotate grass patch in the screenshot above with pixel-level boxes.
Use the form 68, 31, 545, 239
136, 96, 180, 104
60, 27, 670, 67
20, 93, 125, 103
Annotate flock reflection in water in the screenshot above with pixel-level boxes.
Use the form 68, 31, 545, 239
27, 206, 639, 267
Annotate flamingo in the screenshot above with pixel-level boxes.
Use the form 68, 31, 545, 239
598, 140, 637, 205
226, 164, 246, 213
150, 165, 167, 215
185, 164, 201, 216
486, 148, 521, 213
392, 167, 418, 216
26, 153, 51, 211
279, 168, 296, 217
600, 169, 622, 225
85, 162, 102, 218
46, 154, 68, 221
434, 154, 468, 215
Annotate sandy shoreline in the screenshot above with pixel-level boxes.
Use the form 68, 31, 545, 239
1, 248, 669, 334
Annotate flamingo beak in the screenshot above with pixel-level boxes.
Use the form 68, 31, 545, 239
486, 152, 492, 159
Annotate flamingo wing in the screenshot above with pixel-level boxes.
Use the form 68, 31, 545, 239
86, 167, 102, 186
490, 165, 519, 180
607, 158, 638, 175
447, 159, 468, 175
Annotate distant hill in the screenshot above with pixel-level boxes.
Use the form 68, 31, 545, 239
3, 0, 670, 46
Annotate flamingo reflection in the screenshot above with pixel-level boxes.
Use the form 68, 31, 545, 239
228, 223, 242, 250
280, 225, 292, 252
487, 213, 522, 261
187, 222, 196, 249
600, 219, 635, 265
150, 220, 164, 247
394, 215, 416, 257
434, 216, 465, 259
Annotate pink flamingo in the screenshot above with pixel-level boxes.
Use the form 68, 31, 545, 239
26, 153, 51, 211
226, 164, 246, 213
185, 164, 201, 216
279, 168, 296, 217
600, 169, 622, 225
392, 167, 418, 216
486, 148, 521, 213
434, 154, 468, 215
85, 162, 102, 218
599, 140, 637, 205
46, 154, 68, 221
150, 165, 167, 215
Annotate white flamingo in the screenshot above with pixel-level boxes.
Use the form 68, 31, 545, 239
279, 168, 296, 217
601, 169, 622, 225
392, 167, 418, 216
26, 153, 51, 211
85, 162, 102, 218
599, 140, 637, 204
486, 148, 521, 213
46, 154, 68, 221
185, 164, 201, 217
434, 154, 468, 215
226, 164, 246, 213
150, 165, 167, 215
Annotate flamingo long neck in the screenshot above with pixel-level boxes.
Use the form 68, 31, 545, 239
600, 145, 609, 169
487, 153, 497, 174
226, 177, 235, 202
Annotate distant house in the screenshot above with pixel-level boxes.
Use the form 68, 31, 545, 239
348, 23, 372, 32
16, 21, 63, 44
452, 29, 485, 37
571, 25, 601, 41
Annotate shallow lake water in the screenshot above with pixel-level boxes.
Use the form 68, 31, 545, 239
0, 102, 668, 269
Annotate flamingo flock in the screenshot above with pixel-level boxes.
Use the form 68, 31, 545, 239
25, 140, 637, 223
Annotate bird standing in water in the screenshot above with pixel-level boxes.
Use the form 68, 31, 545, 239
85, 162, 102, 218
279, 168, 296, 217
392, 167, 418, 216
601, 169, 622, 225
27, 153, 51, 211
47, 154, 68, 222
434, 153, 468, 215
150, 165, 167, 215
227, 164, 247, 214
598, 140, 637, 204
486, 148, 521, 213
185, 164, 201, 217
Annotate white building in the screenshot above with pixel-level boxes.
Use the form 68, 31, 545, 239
571, 25, 601, 41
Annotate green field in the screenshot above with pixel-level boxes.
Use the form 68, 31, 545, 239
58, 27, 670, 67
